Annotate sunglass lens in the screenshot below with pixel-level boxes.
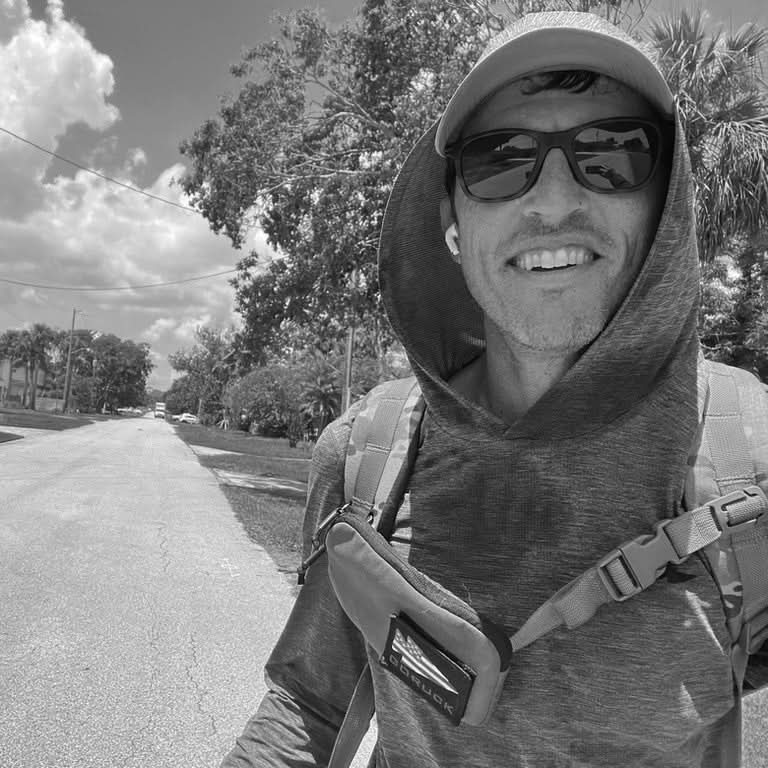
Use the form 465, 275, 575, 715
461, 133, 537, 199
574, 122, 656, 191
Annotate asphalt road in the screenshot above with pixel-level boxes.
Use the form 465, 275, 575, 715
0, 417, 312, 767
0, 417, 764, 766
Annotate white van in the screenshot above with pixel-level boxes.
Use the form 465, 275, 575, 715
154, 402, 166, 419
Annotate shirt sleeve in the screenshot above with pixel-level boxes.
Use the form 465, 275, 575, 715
220, 416, 369, 767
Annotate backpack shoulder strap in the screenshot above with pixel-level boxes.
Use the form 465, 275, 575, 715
685, 357, 768, 690
329, 376, 424, 768
344, 376, 424, 531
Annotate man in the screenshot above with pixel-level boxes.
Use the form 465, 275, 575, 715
223, 12, 767, 767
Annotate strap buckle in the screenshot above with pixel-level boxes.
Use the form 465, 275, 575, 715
597, 519, 684, 602
708, 485, 767, 535
296, 503, 351, 584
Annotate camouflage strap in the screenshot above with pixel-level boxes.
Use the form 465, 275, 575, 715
686, 360, 768, 689
344, 376, 425, 528
330, 377, 424, 768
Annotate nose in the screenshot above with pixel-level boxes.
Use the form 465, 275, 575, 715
519, 147, 587, 217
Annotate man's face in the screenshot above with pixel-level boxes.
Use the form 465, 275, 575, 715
452, 75, 668, 355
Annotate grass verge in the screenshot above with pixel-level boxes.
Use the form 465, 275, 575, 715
175, 422, 312, 458
197, 452, 309, 485
175, 423, 309, 573
223, 486, 305, 574
0, 408, 94, 431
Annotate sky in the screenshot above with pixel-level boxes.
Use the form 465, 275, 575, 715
1, 0, 766, 390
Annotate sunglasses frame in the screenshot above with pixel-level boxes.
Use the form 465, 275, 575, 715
445, 117, 665, 202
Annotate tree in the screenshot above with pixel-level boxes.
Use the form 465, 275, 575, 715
648, 10, 768, 261
647, 10, 768, 374
15, 329, 32, 407
299, 351, 342, 435
181, 0, 646, 364
222, 339, 411, 444
88, 334, 154, 412
27, 323, 58, 410
0, 329, 23, 405
168, 326, 236, 422
223, 363, 306, 443
164, 375, 200, 415
49, 328, 96, 408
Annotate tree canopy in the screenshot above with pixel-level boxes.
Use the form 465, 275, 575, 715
168, 326, 237, 420
181, 0, 768, 378
0, 324, 153, 412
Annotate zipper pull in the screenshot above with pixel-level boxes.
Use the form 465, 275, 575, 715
296, 503, 350, 585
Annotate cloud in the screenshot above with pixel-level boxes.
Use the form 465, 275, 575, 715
144, 317, 178, 343
0, 0, 120, 218
0, 1, 276, 391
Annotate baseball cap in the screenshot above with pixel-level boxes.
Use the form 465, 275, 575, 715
435, 11, 675, 154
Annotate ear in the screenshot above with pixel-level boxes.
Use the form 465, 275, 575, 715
439, 196, 455, 233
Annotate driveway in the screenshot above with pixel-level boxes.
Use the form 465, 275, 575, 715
0, 418, 376, 767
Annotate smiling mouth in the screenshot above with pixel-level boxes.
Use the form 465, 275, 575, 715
510, 246, 598, 272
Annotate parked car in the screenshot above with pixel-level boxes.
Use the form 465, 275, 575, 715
176, 412, 199, 424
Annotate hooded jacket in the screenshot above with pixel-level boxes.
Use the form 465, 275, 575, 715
220, 19, 752, 768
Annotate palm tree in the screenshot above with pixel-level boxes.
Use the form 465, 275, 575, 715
647, 10, 768, 262
28, 323, 58, 410
0, 329, 21, 405
14, 330, 33, 408
300, 351, 342, 437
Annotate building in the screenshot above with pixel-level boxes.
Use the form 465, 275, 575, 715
0, 358, 47, 406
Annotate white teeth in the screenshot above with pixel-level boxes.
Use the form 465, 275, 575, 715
514, 247, 595, 271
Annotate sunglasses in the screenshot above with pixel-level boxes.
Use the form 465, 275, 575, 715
445, 118, 664, 202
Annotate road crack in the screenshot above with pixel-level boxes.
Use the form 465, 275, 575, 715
156, 523, 171, 574
185, 631, 218, 736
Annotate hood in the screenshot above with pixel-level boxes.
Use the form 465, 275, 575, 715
378, 111, 700, 442
378, 12, 701, 443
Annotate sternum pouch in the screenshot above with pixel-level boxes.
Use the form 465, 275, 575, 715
325, 509, 512, 726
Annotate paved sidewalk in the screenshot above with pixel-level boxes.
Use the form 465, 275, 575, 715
210, 469, 307, 498
186, 442, 309, 500
0, 425, 54, 439
189, 442, 312, 463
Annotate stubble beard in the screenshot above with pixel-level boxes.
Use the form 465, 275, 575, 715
495, 300, 611, 357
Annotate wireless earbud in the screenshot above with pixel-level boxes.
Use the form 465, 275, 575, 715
444, 223, 460, 259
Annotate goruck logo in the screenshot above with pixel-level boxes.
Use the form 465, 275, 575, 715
380, 614, 474, 725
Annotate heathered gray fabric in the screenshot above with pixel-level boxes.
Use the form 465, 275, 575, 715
219, 14, 746, 768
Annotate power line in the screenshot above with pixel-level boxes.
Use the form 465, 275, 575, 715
0, 125, 199, 213
0, 269, 238, 292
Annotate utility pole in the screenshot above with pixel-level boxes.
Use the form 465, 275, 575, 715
62, 308, 77, 414
342, 268, 358, 413
343, 325, 355, 413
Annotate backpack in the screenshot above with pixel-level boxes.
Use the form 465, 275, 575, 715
300, 359, 768, 768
